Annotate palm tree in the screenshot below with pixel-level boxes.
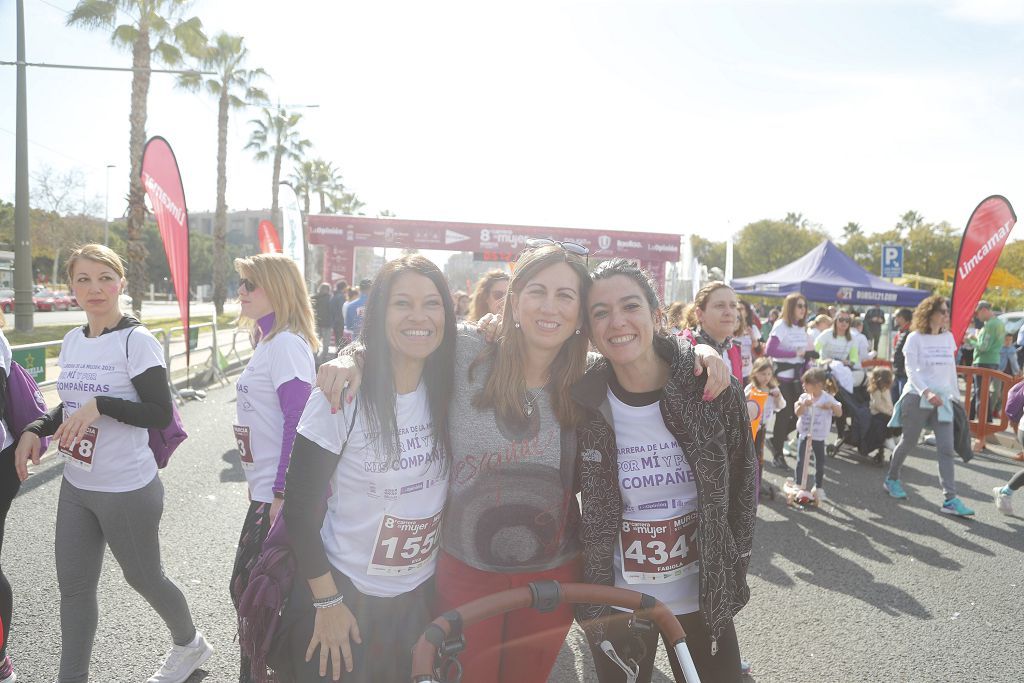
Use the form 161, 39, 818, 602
245, 106, 311, 231
310, 159, 344, 213
179, 32, 267, 314
288, 160, 317, 216
67, 0, 205, 316
331, 191, 366, 216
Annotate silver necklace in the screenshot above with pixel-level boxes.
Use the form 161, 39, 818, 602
523, 379, 551, 416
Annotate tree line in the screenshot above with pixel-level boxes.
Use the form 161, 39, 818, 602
693, 210, 1024, 309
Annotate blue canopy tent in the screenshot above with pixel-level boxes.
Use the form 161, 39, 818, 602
731, 240, 930, 307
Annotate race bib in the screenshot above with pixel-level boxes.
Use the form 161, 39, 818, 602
618, 511, 699, 585
233, 425, 254, 469
367, 511, 443, 577
59, 426, 100, 472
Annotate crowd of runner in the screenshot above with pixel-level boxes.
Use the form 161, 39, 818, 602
0, 240, 1021, 683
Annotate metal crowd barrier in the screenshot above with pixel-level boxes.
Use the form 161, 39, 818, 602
11, 319, 255, 404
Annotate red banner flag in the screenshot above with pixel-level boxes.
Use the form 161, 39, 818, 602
950, 195, 1017, 345
141, 136, 191, 363
258, 219, 281, 254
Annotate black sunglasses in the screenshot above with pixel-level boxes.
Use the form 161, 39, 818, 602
525, 238, 590, 256
239, 278, 258, 293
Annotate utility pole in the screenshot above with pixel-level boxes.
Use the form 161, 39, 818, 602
104, 163, 116, 245
14, 0, 32, 331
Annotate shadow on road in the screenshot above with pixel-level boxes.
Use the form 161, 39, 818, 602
219, 449, 246, 483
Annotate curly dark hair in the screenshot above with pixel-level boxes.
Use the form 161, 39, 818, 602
910, 294, 949, 334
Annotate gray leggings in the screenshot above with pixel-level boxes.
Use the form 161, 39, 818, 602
887, 397, 958, 499
56, 476, 195, 683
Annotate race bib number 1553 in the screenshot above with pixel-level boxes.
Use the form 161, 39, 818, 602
367, 511, 443, 577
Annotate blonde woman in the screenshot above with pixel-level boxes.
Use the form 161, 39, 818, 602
15, 244, 211, 683
766, 293, 814, 468
468, 269, 510, 322
231, 254, 318, 682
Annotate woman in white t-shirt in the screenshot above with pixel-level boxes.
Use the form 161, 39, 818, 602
574, 259, 756, 683
14, 244, 212, 683
815, 312, 865, 388
883, 295, 975, 517
766, 293, 814, 468
230, 253, 318, 682
276, 255, 456, 682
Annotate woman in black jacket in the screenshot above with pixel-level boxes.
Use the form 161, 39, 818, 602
574, 259, 757, 683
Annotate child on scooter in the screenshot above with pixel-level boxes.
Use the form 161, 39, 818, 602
788, 368, 842, 504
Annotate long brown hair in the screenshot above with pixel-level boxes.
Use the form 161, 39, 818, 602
911, 294, 949, 334
782, 293, 808, 327
468, 269, 509, 322
359, 255, 457, 469
470, 245, 591, 428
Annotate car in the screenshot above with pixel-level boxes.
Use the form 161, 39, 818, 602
52, 291, 73, 311
0, 288, 13, 313
999, 311, 1024, 337
33, 289, 62, 312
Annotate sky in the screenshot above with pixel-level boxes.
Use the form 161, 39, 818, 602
2, 0, 1024, 243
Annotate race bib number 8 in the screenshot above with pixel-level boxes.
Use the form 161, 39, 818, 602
619, 511, 699, 585
367, 511, 443, 577
233, 425, 254, 469
59, 426, 100, 472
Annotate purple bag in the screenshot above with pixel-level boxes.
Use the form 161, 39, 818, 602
7, 361, 50, 452
150, 402, 187, 468
1006, 379, 1024, 424
238, 516, 295, 683
125, 325, 187, 468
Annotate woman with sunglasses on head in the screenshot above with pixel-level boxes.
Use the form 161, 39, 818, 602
230, 254, 318, 682
468, 269, 510, 322
274, 255, 455, 682
882, 296, 975, 516
14, 244, 211, 683
574, 259, 756, 683
315, 240, 732, 683
766, 293, 814, 469
678, 282, 743, 382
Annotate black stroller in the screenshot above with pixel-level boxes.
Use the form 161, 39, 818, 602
825, 367, 887, 464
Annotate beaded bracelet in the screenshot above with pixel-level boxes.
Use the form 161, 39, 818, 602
312, 592, 345, 610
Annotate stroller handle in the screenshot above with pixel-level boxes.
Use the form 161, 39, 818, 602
410, 581, 700, 683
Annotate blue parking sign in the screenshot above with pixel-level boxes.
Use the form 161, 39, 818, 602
881, 244, 903, 278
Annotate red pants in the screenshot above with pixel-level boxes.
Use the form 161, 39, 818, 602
434, 550, 582, 683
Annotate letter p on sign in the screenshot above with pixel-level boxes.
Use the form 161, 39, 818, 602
881, 244, 903, 278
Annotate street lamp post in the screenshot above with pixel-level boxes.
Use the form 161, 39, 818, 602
104, 163, 115, 245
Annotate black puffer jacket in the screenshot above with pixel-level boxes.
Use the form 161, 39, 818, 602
572, 334, 757, 655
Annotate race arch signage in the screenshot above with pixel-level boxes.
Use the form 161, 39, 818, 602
307, 215, 681, 262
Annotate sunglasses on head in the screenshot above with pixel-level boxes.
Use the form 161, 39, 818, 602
239, 278, 257, 293
525, 238, 590, 256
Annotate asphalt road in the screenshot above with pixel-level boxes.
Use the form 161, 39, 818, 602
5, 380, 1023, 682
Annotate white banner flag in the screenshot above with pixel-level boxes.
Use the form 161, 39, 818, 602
278, 183, 305, 274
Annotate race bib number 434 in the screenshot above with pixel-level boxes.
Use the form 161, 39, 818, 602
59, 426, 100, 472
619, 511, 699, 585
367, 511, 443, 577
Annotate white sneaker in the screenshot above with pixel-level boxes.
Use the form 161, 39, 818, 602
993, 486, 1014, 515
813, 486, 827, 503
884, 438, 896, 451
147, 631, 214, 683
